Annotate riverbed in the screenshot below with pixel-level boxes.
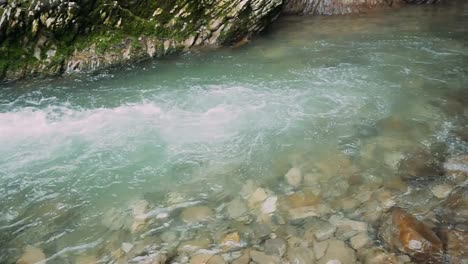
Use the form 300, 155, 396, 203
1, 1, 468, 263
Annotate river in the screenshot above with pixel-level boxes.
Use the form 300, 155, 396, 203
1, 1, 467, 263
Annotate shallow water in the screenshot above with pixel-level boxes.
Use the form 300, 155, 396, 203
1, 1, 468, 263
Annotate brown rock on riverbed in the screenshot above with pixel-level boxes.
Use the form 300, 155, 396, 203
379, 207, 443, 263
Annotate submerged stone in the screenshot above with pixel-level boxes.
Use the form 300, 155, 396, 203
317, 239, 356, 264
285, 167, 303, 187
16, 245, 46, 264
398, 149, 443, 181
287, 247, 315, 264
180, 206, 214, 223
264, 238, 287, 257
250, 250, 281, 264
379, 207, 443, 263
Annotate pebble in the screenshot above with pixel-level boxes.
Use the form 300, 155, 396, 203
17, 245, 46, 264
75, 255, 98, 264
221, 232, 241, 252
207, 255, 226, 264
288, 206, 319, 220
122, 242, 134, 253
190, 254, 212, 264
180, 206, 214, 223
232, 250, 250, 264
261, 196, 277, 215
313, 240, 329, 260
264, 238, 287, 257
250, 250, 281, 264
304, 218, 336, 242
329, 215, 368, 232
240, 180, 257, 200
350, 232, 369, 250
317, 239, 356, 264
285, 167, 303, 187
430, 183, 453, 199
226, 197, 248, 220
287, 247, 315, 264
248, 188, 268, 208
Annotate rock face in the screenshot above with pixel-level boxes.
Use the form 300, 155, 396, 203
0, 0, 284, 81
379, 207, 444, 263
0, 0, 441, 82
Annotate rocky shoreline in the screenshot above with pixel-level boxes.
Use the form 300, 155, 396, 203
0, 0, 439, 83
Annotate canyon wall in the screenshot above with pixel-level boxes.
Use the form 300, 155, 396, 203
0, 0, 439, 82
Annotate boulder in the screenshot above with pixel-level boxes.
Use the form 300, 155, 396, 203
379, 207, 443, 263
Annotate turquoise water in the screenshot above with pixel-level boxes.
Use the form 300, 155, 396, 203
1, 1, 468, 263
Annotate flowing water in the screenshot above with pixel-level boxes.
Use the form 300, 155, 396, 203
1, 1, 468, 263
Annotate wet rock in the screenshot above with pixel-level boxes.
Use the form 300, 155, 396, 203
75, 255, 98, 264
264, 238, 287, 257
287, 247, 315, 264
444, 155, 468, 183
247, 188, 268, 208
207, 255, 226, 264
252, 223, 272, 241
317, 239, 356, 264
180, 206, 214, 223
167, 192, 186, 205
261, 196, 278, 215
250, 250, 281, 264
313, 240, 329, 260
285, 167, 303, 188
17, 245, 46, 264
436, 186, 468, 225
304, 218, 336, 242
232, 250, 250, 264
226, 197, 249, 221
281, 192, 320, 209
178, 237, 212, 254
357, 248, 400, 264
329, 215, 368, 232
350, 232, 369, 250
379, 207, 443, 263
190, 254, 212, 264
221, 232, 241, 252
430, 183, 453, 199
131, 199, 149, 232
287, 206, 320, 221
161, 230, 178, 243
102, 207, 129, 230
240, 180, 258, 200
398, 149, 443, 181
122, 242, 134, 254
438, 228, 468, 263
